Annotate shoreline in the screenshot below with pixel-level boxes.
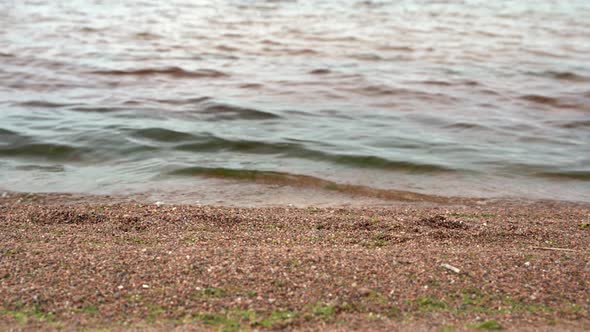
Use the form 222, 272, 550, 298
1, 192, 589, 331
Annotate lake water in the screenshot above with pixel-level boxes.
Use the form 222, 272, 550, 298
1, 0, 589, 204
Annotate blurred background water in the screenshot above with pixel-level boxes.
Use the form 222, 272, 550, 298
1, 0, 589, 203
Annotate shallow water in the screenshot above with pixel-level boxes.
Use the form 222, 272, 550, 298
1, 0, 589, 202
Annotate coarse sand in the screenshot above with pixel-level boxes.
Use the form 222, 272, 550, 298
1, 192, 589, 331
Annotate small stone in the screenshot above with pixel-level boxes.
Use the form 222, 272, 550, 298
359, 287, 372, 296
524, 261, 531, 267
441, 263, 461, 274
118, 285, 124, 290
142, 284, 150, 289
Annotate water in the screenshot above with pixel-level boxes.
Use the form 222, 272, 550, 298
1, 0, 589, 203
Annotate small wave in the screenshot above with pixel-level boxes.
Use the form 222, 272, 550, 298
152, 96, 212, 105
175, 136, 452, 172
350, 53, 384, 61
239, 83, 264, 89
520, 94, 590, 111
358, 85, 404, 96
80, 27, 101, 33
215, 44, 239, 52
527, 70, 590, 82
0, 143, 83, 161
445, 122, 490, 130
131, 128, 197, 143
15, 164, 65, 172
69, 106, 125, 113
175, 137, 291, 154
376, 45, 414, 52
550, 120, 590, 129
283, 48, 318, 55
420, 80, 452, 86
90, 67, 228, 78
134, 32, 162, 40
0, 128, 18, 136
17, 101, 74, 108
260, 38, 282, 46
167, 167, 463, 203
0, 128, 29, 146
327, 154, 452, 172
419, 80, 480, 87
200, 103, 280, 120
309, 69, 332, 75
545, 71, 589, 82
520, 94, 561, 107
535, 171, 590, 181
356, 85, 458, 102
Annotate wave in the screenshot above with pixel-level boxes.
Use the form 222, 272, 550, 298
444, 122, 491, 130
0, 128, 18, 136
200, 103, 281, 120
550, 120, 590, 129
418, 80, 480, 87
530, 71, 590, 82
151, 96, 212, 105
0, 143, 83, 161
535, 171, 590, 181
174, 136, 452, 172
309, 69, 332, 75
68, 106, 126, 113
131, 127, 198, 142
238, 83, 264, 89
167, 166, 462, 203
520, 94, 563, 107
134, 32, 162, 40
353, 84, 459, 102
499, 162, 590, 181
0, 128, 29, 146
17, 101, 75, 108
15, 164, 65, 172
90, 67, 228, 78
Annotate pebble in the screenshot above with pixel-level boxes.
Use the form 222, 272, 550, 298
359, 287, 372, 296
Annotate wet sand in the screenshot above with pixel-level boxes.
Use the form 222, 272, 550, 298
1, 192, 589, 331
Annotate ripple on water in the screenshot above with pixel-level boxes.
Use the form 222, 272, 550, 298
173, 135, 453, 173
198, 103, 281, 121
89, 67, 228, 79
0, 143, 84, 161
130, 127, 198, 143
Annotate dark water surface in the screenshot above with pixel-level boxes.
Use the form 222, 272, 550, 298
1, 0, 589, 203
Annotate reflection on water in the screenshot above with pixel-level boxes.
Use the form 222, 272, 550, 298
0, 0, 589, 202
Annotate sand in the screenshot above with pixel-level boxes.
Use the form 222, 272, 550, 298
0, 192, 589, 331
